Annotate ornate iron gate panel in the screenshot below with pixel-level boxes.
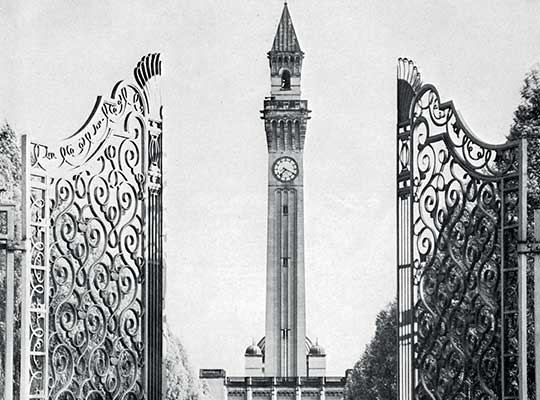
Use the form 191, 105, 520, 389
21, 54, 163, 400
397, 59, 527, 400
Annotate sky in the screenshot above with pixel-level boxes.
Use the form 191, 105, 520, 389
2, 0, 540, 376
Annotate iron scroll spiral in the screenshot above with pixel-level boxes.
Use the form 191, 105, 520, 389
48, 82, 146, 400
398, 58, 521, 400
25, 54, 163, 400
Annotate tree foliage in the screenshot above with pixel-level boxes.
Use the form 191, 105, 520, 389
511, 66, 540, 139
0, 123, 22, 186
510, 66, 540, 398
0, 122, 23, 400
345, 300, 397, 400
164, 322, 207, 400
511, 66, 540, 211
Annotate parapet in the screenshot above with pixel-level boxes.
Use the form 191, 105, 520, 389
200, 369, 227, 379
200, 372, 348, 400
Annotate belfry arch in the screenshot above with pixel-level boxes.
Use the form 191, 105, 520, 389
281, 70, 291, 90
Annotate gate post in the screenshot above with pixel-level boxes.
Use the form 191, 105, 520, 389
533, 210, 540, 400
0, 204, 15, 400
20, 135, 50, 400
518, 136, 528, 400
20, 135, 29, 400
396, 58, 421, 400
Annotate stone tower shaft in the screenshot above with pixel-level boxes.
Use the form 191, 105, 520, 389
262, 3, 311, 378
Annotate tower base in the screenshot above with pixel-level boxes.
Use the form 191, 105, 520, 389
199, 371, 350, 400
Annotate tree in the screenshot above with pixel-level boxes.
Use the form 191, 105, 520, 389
346, 300, 397, 400
163, 322, 207, 400
0, 122, 23, 400
509, 65, 540, 399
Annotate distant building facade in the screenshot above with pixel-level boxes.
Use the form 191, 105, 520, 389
201, 371, 348, 400
200, 4, 348, 399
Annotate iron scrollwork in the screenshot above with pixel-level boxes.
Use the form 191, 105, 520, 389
397, 58, 522, 400
23, 54, 163, 400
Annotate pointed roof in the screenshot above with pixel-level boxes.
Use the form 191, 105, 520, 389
271, 3, 302, 53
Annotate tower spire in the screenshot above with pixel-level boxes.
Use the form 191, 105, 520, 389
271, 2, 302, 53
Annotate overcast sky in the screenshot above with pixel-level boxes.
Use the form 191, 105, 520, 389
2, 0, 540, 376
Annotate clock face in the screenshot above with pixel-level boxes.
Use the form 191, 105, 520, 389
273, 157, 298, 182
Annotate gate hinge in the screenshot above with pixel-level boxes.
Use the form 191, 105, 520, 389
517, 241, 540, 254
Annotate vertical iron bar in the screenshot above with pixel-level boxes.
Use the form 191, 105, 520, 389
146, 119, 164, 399
396, 151, 399, 400
409, 129, 415, 400
43, 159, 50, 400
144, 121, 150, 397
397, 122, 413, 400
1, 205, 15, 400
20, 135, 30, 400
534, 210, 540, 400
501, 181, 506, 399
518, 136, 528, 400
6, 239, 13, 400
396, 121, 400, 400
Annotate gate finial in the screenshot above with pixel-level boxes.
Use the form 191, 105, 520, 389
397, 58, 422, 123
134, 53, 162, 118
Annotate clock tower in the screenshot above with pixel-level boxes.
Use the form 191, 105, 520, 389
200, 6, 346, 395
261, 2, 311, 378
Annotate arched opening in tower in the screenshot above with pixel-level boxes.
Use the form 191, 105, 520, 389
281, 70, 291, 90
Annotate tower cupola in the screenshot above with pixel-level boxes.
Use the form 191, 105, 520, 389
268, 3, 304, 99
245, 340, 264, 377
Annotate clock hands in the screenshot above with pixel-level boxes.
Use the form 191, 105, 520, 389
282, 167, 294, 174
278, 167, 296, 181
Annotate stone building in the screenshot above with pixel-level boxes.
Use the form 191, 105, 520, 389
200, 4, 348, 400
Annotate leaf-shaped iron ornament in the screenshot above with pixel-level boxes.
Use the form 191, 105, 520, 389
397, 58, 422, 124
134, 53, 162, 118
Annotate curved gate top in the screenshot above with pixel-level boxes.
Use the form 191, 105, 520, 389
396, 58, 529, 400
21, 53, 164, 400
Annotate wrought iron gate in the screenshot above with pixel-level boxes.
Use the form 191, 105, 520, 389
20, 53, 164, 400
397, 59, 528, 399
